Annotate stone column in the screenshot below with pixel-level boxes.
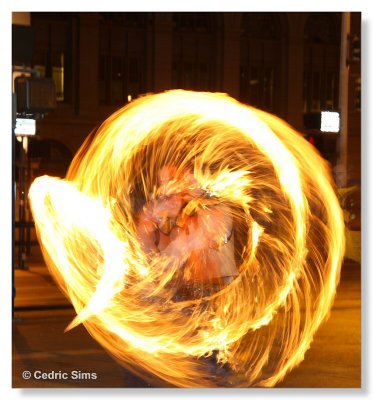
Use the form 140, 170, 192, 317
79, 13, 100, 116
152, 13, 173, 92
221, 13, 241, 99
285, 13, 306, 131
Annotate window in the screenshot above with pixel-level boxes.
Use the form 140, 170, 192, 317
303, 13, 341, 113
240, 13, 283, 112
98, 12, 149, 105
31, 12, 75, 103
172, 12, 220, 91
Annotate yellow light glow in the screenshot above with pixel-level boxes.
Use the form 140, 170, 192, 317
29, 90, 345, 387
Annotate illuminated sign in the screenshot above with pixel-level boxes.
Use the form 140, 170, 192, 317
14, 118, 36, 136
320, 111, 340, 133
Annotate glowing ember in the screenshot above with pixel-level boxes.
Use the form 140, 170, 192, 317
29, 90, 345, 387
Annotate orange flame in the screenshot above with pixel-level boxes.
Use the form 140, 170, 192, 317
29, 90, 345, 387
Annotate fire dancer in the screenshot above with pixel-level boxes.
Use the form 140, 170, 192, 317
29, 90, 345, 387
136, 165, 238, 298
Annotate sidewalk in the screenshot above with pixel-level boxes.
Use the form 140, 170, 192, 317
13, 246, 361, 387
14, 247, 70, 309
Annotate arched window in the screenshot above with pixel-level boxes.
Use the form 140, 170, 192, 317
98, 12, 150, 105
303, 13, 341, 112
172, 13, 220, 91
240, 13, 284, 113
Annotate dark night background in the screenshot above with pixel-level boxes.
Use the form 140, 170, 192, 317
13, 12, 361, 181
10, 11, 362, 391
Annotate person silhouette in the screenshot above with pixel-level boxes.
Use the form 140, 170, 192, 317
136, 165, 238, 299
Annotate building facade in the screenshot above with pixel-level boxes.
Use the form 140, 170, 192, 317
14, 12, 361, 183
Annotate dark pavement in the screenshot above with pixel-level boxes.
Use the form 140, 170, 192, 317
12, 249, 361, 388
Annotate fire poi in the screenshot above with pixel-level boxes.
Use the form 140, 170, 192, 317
29, 90, 345, 387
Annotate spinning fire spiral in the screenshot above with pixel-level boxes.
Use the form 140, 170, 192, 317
29, 90, 345, 387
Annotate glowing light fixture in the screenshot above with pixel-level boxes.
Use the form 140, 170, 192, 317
320, 111, 340, 133
14, 117, 36, 136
